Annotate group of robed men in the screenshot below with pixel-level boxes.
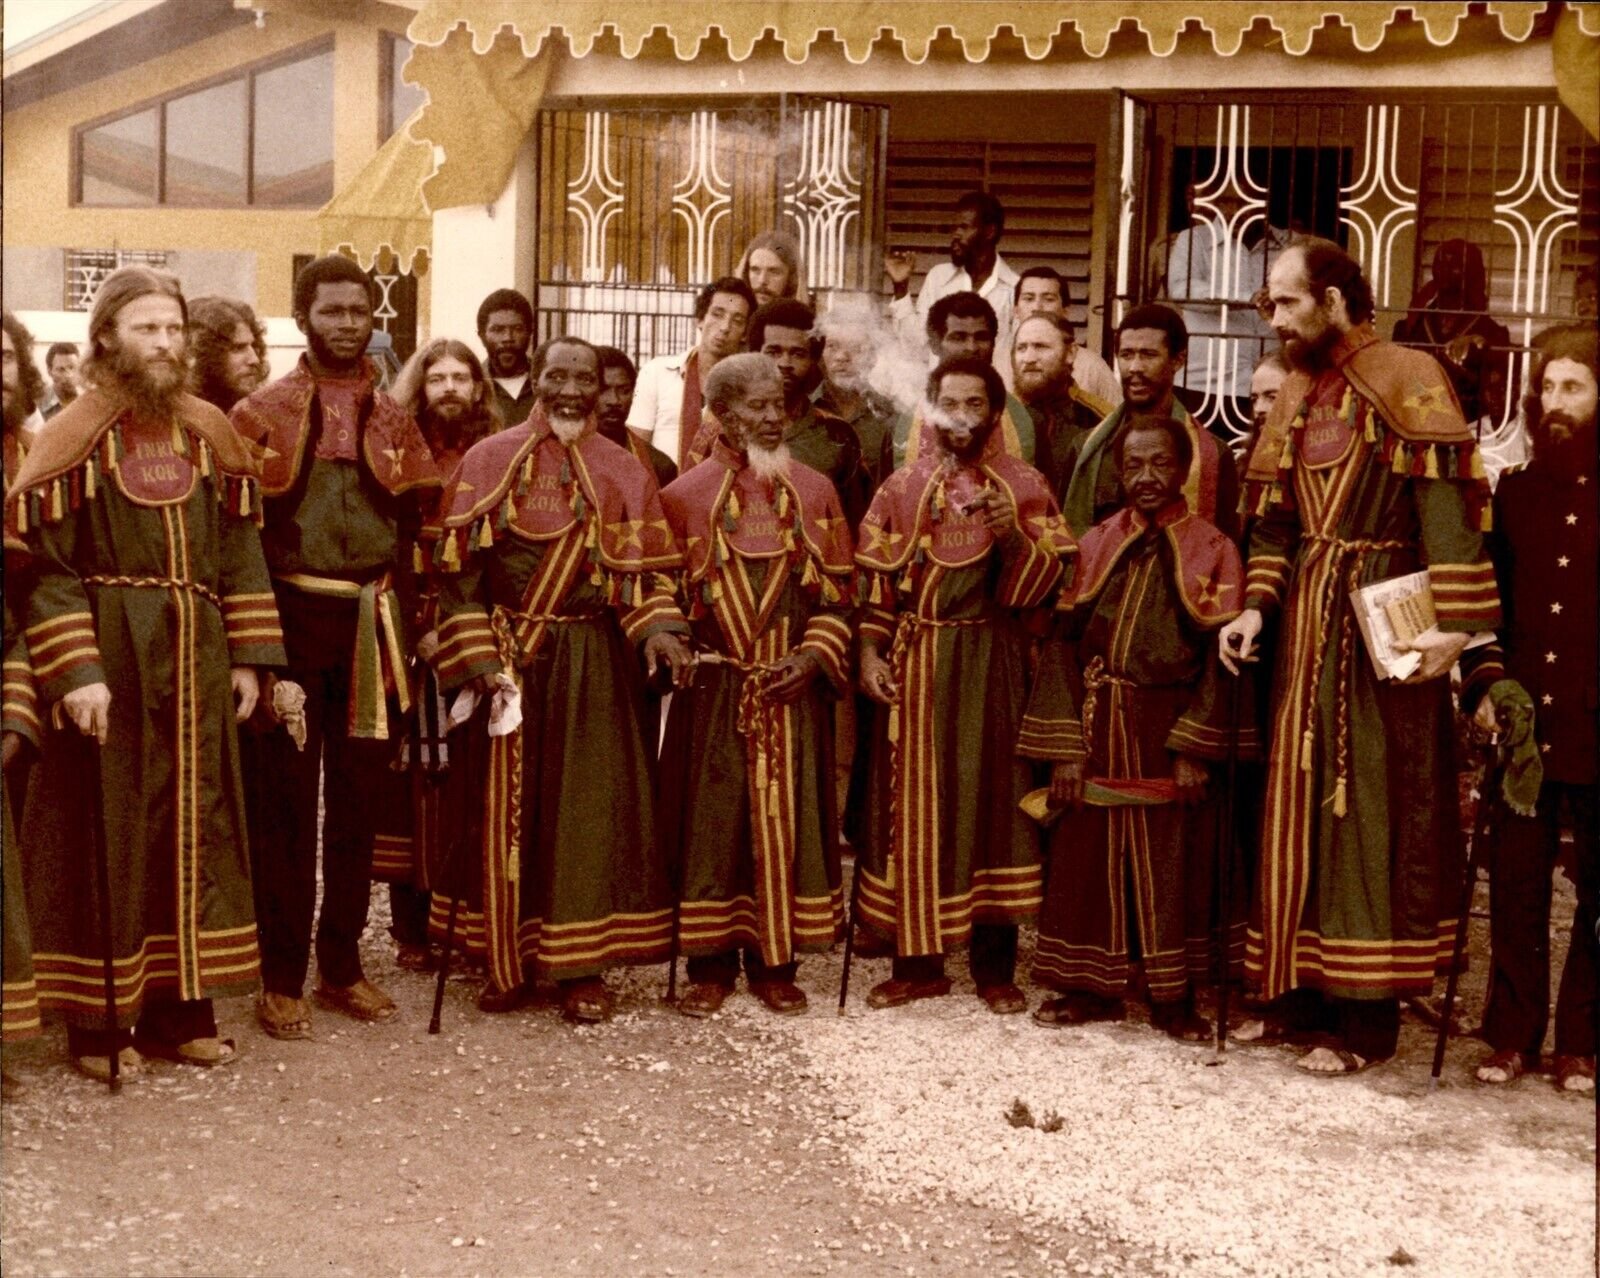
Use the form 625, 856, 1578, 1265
0, 232, 1593, 1095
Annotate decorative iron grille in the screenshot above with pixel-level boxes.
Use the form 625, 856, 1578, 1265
534, 97, 889, 367
1115, 95, 1599, 457
64, 248, 171, 311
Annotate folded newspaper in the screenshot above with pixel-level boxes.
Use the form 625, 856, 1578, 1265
1349, 570, 1494, 681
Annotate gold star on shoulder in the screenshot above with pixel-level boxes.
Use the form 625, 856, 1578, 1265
1565, 513, 1578, 525
1558, 555, 1570, 567
814, 514, 847, 539
1578, 475, 1589, 485
1401, 382, 1453, 417
613, 518, 648, 552
1550, 602, 1563, 615
382, 445, 407, 476
1541, 694, 1554, 706
859, 524, 905, 559
1545, 651, 1557, 663
1194, 575, 1237, 609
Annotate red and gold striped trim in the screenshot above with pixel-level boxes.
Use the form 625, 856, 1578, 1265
1166, 715, 1259, 760
25, 611, 101, 691
857, 600, 895, 648
371, 833, 414, 882
678, 891, 843, 954
221, 591, 284, 659
1427, 562, 1502, 629
855, 863, 1042, 954
1244, 926, 1454, 995
1015, 713, 1083, 761
434, 609, 500, 687
1243, 554, 1293, 610
798, 613, 851, 689
2, 657, 41, 746
29, 925, 259, 1016
2, 979, 42, 1040
620, 584, 686, 645
995, 520, 1069, 608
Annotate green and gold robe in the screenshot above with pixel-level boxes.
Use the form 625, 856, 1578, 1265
1019, 500, 1254, 1002
855, 439, 1075, 957
2, 460, 41, 1040
5, 390, 286, 1026
1241, 327, 1501, 1001
657, 439, 855, 966
428, 408, 690, 990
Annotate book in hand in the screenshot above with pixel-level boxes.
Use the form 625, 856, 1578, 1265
1349, 570, 1494, 681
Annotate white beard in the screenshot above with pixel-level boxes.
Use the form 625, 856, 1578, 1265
549, 412, 587, 445
746, 441, 791, 480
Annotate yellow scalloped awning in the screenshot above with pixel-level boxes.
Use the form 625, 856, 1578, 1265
319, 1, 1600, 269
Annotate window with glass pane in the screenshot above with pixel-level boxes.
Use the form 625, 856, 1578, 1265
79, 108, 159, 205
164, 79, 248, 206
253, 50, 334, 206
385, 36, 426, 141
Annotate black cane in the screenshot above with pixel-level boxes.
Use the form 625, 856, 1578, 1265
1211, 667, 1245, 1064
426, 687, 467, 1037
1430, 754, 1502, 1087
86, 735, 121, 1093
837, 851, 864, 1014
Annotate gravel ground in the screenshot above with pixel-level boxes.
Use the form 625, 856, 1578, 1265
2, 869, 1593, 1277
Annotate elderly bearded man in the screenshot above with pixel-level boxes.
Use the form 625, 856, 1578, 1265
1219, 238, 1501, 1075
855, 357, 1075, 1013
6, 269, 286, 1076
657, 353, 855, 1017
430, 337, 695, 1022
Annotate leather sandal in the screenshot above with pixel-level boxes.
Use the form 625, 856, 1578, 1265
477, 981, 531, 1014
677, 982, 732, 1018
1553, 1054, 1595, 1094
560, 978, 614, 1023
256, 992, 312, 1040
73, 1047, 142, 1083
133, 1032, 238, 1068
977, 983, 1027, 1015
1474, 1048, 1529, 1085
313, 978, 398, 1023
865, 976, 952, 1009
750, 980, 808, 1015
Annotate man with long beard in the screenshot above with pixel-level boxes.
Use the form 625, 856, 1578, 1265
5, 270, 286, 1076
1, 313, 44, 1079
187, 296, 268, 414
1461, 325, 1597, 1094
656, 354, 854, 1017
1219, 238, 1500, 1076
231, 255, 441, 1039
1012, 312, 1107, 503
855, 356, 1075, 1013
371, 338, 501, 969
429, 337, 695, 1022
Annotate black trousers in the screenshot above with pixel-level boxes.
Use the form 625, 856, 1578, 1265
686, 950, 799, 986
246, 589, 388, 997
388, 883, 432, 948
1260, 988, 1402, 1061
1482, 781, 1598, 1059
890, 923, 1018, 986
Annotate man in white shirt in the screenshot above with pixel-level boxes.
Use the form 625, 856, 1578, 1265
476, 288, 537, 428
886, 191, 1017, 353
995, 266, 1121, 410
627, 276, 756, 471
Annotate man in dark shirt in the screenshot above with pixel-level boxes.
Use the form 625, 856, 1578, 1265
1012, 312, 1104, 504
595, 346, 677, 490
478, 288, 536, 427
1463, 324, 1597, 1094
231, 255, 441, 1040
812, 303, 899, 503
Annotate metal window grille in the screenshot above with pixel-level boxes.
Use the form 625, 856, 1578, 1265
1116, 95, 1599, 453
533, 98, 889, 367
63, 248, 171, 311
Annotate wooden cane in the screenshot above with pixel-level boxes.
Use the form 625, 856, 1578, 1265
86, 735, 121, 1094
837, 851, 864, 1015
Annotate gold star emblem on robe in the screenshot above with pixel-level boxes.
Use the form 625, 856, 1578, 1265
1558, 555, 1570, 567
382, 445, 406, 476
1194, 574, 1237, 610
1551, 602, 1563, 615
614, 518, 649, 552
858, 524, 904, 559
1542, 694, 1554, 706
1578, 476, 1589, 485
814, 514, 847, 541
1566, 513, 1578, 525
1546, 651, 1558, 663
1401, 382, 1454, 418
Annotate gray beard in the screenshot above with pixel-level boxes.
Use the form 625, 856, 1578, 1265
746, 441, 790, 480
549, 413, 587, 445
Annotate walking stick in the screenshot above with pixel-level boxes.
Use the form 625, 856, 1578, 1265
837, 850, 864, 1014
86, 736, 121, 1094
1211, 666, 1246, 1064
428, 683, 473, 1037
1429, 750, 1503, 1087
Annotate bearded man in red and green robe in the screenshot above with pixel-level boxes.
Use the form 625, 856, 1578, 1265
1021, 415, 1255, 1040
657, 353, 854, 1018
6, 268, 285, 1077
429, 337, 695, 1023
855, 355, 1076, 1014
1219, 239, 1501, 1075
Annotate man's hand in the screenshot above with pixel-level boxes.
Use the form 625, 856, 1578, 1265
2, 731, 22, 771
645, 633, 696, 689
1397, 628, 1471, 682
231, 667, 260, 723
1049, 759, 1085, 810
860, 648, 898, 705
473, 669, 506, 696
764, 650, 819, 704
1473, 695, 1500, 735
61, 681, 111, 744
1218, 609, 1263, 675
971, 488, 1018, 541
884, 250, 915, 298
1174, 754, 1209, 805
416, 629, 441, 662
1444, 332, 1486, 368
